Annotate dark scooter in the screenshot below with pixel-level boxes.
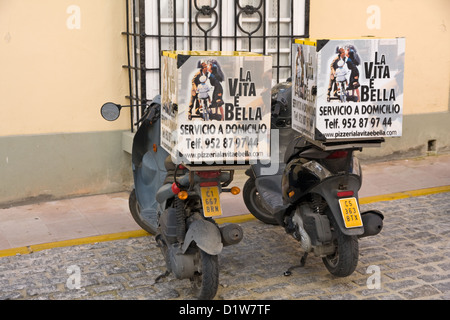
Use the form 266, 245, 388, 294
101, 96, 243, 299
243, 81, 384, 277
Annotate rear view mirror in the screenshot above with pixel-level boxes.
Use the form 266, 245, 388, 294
101, 102, 121, 121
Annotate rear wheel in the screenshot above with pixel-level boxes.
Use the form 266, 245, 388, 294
322, 209, 359, 277
190, 249, 219, 300
243, 178, 278, 225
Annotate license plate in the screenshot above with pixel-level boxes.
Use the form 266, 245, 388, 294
339, 197, 363, 228
201, 186, 222, 217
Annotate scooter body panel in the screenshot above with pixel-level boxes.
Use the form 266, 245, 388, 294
132, 100, 169, 229
309, 175, 364, 236
281, 153, 364, 236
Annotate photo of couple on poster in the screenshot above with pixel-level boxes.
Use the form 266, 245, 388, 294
326, 44, 361, 103
188, 59, 225, 121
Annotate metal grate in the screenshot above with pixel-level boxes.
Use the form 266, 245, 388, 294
123, 0, 310, 132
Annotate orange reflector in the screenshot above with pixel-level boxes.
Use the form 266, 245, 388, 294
288, 190, 295, 198
178, 191, 188, 200
153, 144, 157, 152
230, 186, 240, 195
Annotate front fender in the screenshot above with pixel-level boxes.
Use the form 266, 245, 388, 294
181, 219, 223, 255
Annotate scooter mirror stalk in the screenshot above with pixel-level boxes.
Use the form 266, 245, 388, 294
100, 102, 122, 121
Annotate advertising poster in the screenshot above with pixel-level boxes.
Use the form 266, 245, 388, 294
292, 38, 405, 140
161, 51, 272, 164
291, 40, 317, 140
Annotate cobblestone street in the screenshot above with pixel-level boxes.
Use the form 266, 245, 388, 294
1, 192, 449, 300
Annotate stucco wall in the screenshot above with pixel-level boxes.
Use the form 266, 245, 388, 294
0, 1, 132, 205
0, 0, 130, 136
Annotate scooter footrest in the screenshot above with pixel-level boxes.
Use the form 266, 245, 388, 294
255, 175, 288, 214
259, 189, 285, 210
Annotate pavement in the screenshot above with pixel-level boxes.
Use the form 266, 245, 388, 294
0, 153, 449, 301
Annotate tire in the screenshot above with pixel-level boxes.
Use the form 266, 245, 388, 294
242, 178, 278, 225
190, 250, 219, 300
129, 189, 158, 235
322, 208, 359, 277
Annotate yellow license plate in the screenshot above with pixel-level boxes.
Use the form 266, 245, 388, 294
339, 197, 363, 228
201, 186, 222, 217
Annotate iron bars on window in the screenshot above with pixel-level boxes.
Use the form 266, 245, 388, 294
122, 0, 310, 132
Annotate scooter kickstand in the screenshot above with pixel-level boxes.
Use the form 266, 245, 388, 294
300, 252, 308, 266
283, 252, 308, 276
154, 270, 170, 284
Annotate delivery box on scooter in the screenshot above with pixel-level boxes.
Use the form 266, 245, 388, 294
291, 37, 405, 144
160, 51, 272, 164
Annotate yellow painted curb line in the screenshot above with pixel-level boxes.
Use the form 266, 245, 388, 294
1, 185, 449, 258
215, 213, 256, 225
359, 185, 450, 204
0, 230, 149, 258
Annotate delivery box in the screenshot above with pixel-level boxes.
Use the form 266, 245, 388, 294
292, 37, 405, 143
160, 51, 272, 164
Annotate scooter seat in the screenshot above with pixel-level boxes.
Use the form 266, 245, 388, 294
164, 155, 176, 171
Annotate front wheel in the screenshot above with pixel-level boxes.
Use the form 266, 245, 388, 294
242, 178, 278, 225
190, 249, 219, 300
322, 209, 359, 277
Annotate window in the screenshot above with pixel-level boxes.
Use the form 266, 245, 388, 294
124, 0, 310, 131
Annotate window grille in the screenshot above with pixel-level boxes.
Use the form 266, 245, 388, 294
123, 0, 310, 131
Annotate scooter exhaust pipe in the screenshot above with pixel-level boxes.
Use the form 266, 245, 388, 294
219, 223, 244, 246
359, 210, 384, 238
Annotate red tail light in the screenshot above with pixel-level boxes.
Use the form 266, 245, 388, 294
327, 151, 349, 159
196, 171, 221, 179
200, 181, 219, 187
337, 190, 354, 198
